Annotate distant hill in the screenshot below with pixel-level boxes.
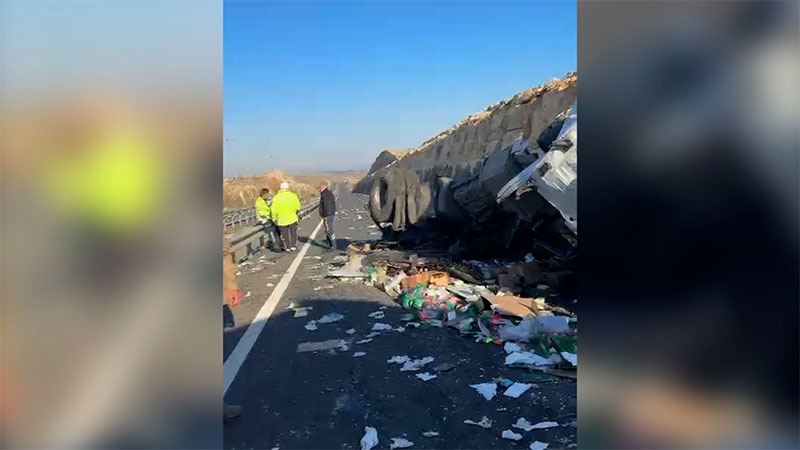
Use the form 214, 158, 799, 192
223, 169, 366, 210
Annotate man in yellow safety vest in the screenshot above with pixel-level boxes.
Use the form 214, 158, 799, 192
271, 182, 301, 251
255, 188, 279, 250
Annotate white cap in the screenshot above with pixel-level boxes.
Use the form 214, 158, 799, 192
280, 182, 290, 189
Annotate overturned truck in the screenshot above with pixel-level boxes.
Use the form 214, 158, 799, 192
356, 73, 577, 259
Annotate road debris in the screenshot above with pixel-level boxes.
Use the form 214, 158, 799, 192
368, 310, 385, 319
400, 356, 434, 372
318, 312, 345, 324
513, 418, 536, 432
504, 342, 522, 353
346, 328, 356, 334
355, 338, 373, 344
304, 321, 318, 331
297, 339, 348, 353
433, 363, 455, 372
293, 307, 312, 318
387, 356, 410, 364
560, 351, 577, 366
421, 431, 439, 437
389, 437, 413, 449
463, 416, 492, 429
529, 441, 549, 450
353, 352, 366, 357
415, 372, 437, 381
266, 282, 275, 288
501, 430, 523, 441
503, 382, 532, 398
244, 291, 252, 298
505, 351, 554, 367
360, 426, 378, 450
371, 323, 392, 331
469, 382, 497, 400
365, 332, 380, 338
531, 421, 559, 429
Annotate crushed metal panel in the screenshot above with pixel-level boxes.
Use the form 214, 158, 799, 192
498, 101, 577, 234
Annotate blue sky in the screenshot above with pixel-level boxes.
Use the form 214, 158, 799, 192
224, 1, 575, 176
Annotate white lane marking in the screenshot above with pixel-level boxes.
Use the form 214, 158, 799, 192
223, 218, 324, 395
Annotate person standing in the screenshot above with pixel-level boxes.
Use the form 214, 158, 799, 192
271, 181, 300, 251
318, 181, 337, 249
255, 188, 279, 251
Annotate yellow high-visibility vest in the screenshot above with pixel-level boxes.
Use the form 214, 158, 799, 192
270, 189, 300, 226
255, 197, 271, 221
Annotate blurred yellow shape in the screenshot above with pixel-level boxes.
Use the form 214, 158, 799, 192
49, 126, 164, 234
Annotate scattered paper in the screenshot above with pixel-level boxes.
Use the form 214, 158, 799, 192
470, 382, 497, 400
356, 338, 373, 344
505, 351, 553, 366
294, 307, 312, 318
387, 355, 410, 364
400, 357, 434, 372
360, 426, 378, 450
513, 417, 535, 432
504, 342, 521, 354
529, 442, 549, 450
372, 323, 392, 331
244, 291, 252, 298
368, 311, 385, 319
304, 321, 318, 331
504, 382, 532, 398
394, 326, 405, 333
501, 430, 523, 441
421, 431, 439, 437
560, 351, 577, 366
266, 283, 275, 287
415, 372, 437, 381
463, 416, 492, 429
534, 316, 570, 333
353, 352, 366, 357
365, 332, 380, 338
389, 437, 413, 449
318, 313, 345, 324
531, 421, 559, 429
346, 328, 356, 335
297, 339, 347, 353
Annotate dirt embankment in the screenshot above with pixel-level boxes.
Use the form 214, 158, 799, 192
223, 169, 366, 210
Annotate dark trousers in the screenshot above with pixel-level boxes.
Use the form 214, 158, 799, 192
279, 222, 298, 248
260, 221, 280, 250
323, 215, 336, 240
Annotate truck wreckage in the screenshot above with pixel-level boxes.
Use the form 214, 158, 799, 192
358, 88, 577, 264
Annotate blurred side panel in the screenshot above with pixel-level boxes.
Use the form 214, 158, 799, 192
578, 1, 799, 448
1, 1, 222, 447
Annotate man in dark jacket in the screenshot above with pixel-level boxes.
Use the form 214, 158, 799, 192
318, 181, 337, 249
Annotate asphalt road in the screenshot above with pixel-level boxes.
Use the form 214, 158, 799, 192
223, 185, 576, 450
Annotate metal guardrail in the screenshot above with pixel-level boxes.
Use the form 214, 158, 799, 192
223, 207, 257, 229
227, 200, 320, 262
224, 200, 320, 229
